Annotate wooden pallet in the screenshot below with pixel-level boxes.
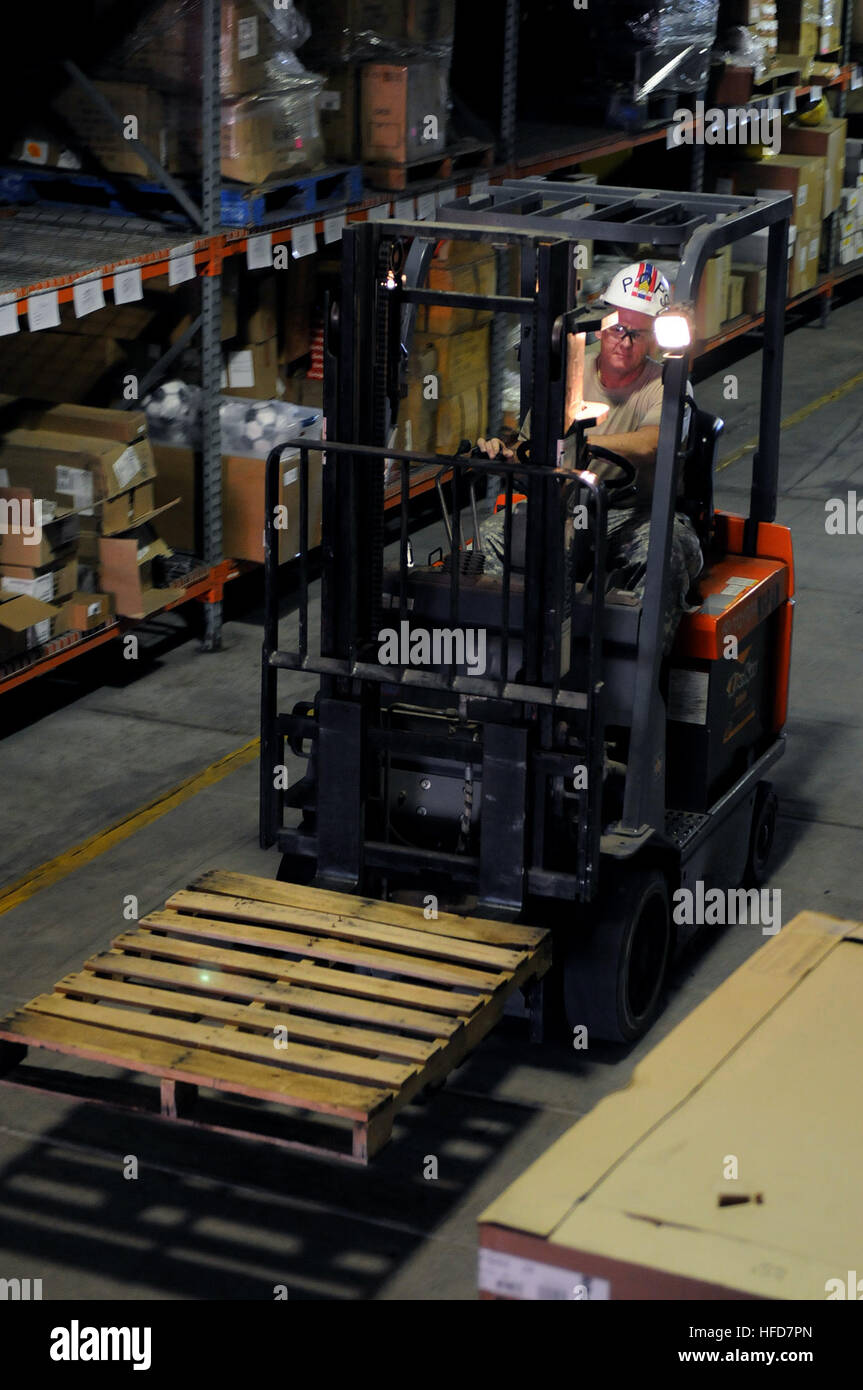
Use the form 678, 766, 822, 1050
0, 871, 551, 1163
364, 140, 493, 192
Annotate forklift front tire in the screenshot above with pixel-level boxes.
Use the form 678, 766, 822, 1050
745, 782, 778, 887
563, 867, 671, 1045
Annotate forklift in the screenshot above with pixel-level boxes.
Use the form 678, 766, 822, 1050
260, 179, 795, 1044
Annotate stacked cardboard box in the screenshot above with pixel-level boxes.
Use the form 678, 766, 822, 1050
0, 403, 180, 627
396, 242, 496, 451
361, 62, 449, 168
308, 0, 455, 169
776, 0, 820, 57
153, 405, 324, 565
723, 0, 779, 64
721, 153, 825, 293
838, 177, 863, 263
38, 2, 326, 185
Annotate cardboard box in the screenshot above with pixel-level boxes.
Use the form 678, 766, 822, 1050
60, 591, 114, 632
153, 440, 324, 561
98, 481, 178, 536
736, 262, 768, 314
223, 451, 324, 565
730, 154, 825, 229
221, 91, 325, 184
0, 592, 61, 658
725, 272, 745, 321
417, 250, 497, 336
52, 81, 177, 177
222, 337, 280, 399
788, 223, 821, 294
731, 223, 796, 265
414, 325, 491, 392
361, 62, 449, 166
319, 66, 361, 163
435, 382, 489, 455
479, 910, 863, 1301
782, 117, 847, 216
0, 555, 77, 602
221, 3, 279, 98
695, 247, 732, 340
0, 401, 149, 447
0, 333, 124, 404
777, 0, 819, 57
0, 428, 156, 511
151, 444, 197, 552
0, 488, 79, 567
98, 528, 182, 619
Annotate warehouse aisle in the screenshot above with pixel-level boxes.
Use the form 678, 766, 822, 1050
0, 297, 861, 1300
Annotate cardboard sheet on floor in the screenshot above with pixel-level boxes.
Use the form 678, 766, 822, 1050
479, 911, 863, 1299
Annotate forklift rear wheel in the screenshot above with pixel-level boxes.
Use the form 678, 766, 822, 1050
745, 783, 778, 887
563, 867, 671, 1044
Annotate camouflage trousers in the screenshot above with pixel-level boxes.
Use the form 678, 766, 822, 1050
479, 505, 703, 656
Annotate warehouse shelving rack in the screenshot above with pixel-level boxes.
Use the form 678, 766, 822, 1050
1, 0, 861, 696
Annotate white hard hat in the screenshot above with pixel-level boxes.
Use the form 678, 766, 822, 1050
603, 261, 671, 318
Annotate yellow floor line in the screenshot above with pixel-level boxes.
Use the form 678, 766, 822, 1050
0, 736, 261, 915
718, 366, 863, 473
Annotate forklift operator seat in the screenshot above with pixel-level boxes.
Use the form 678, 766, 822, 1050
678, 406, 723, 560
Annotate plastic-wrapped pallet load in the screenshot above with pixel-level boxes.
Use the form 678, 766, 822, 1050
82, 0, 325, 183
591, 0, 720, 102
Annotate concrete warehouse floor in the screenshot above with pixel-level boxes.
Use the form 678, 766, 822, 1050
1, 291, 862, 1300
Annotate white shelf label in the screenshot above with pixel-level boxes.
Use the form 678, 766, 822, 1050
73, 276, 105, 319
246, 232, 273, 269
169, 243, 196, 286
292, 222, 317, 258
852, 67, 863, 91
783, 89, 797, 114
367, 202, 391, 222
0, 297, 19, 336
417, 192, 437, 220
113, 265, 143, 304
810, 85, 822, 101
394, 197, 415, 220
471, 174, 490, 197
27, 290, 60, 331
324, 213, 346, 244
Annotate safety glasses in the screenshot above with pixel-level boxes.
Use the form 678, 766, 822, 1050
604, 323, 653, 346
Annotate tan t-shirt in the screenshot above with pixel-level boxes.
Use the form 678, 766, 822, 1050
517, 342, 691, 498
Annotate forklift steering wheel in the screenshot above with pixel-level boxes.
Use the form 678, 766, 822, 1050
585, 443, 638, 502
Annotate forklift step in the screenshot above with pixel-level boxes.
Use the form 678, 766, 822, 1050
0, 870, 551, 1164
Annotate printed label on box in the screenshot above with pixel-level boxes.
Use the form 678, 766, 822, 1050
227, 349, 255, 388
796, 185, 808, 207
87, 601, 101, 618
320, 90, 341, 111
237, 15, 258, 59
2, 573, 54, 601
283, 467, 299, 487
113, 447, 142, 490
477, 1249, 611, 1301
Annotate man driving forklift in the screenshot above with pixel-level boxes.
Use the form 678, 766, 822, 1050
476, 261, 703, 653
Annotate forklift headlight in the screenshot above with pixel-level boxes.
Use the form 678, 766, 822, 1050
654, 309, 692, 353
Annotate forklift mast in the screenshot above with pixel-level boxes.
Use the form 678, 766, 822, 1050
260, 180, 792, 922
